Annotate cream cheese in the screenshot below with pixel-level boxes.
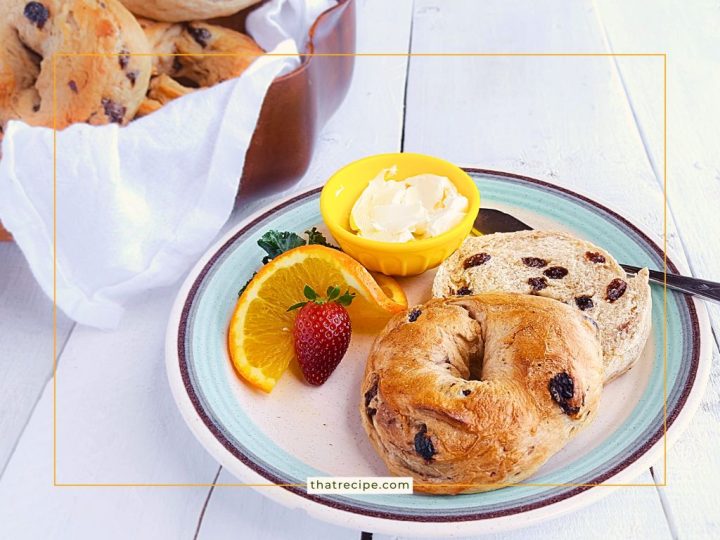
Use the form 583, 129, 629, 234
350, 167, 468, 242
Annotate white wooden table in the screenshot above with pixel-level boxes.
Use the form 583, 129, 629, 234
1, 1, 719, 538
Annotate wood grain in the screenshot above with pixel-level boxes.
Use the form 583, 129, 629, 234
593, 0, 720, 332
406, 0, 679, 257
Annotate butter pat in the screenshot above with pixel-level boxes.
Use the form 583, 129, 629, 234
350, 167, 469, 242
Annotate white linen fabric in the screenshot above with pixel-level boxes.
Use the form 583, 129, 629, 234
248, 0, 335, 74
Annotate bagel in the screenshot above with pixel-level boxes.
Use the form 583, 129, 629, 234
120, 0, 262, 22
0, 0, 152, 130
135, 73, 193, 117
433, 231, 652, 382
360, 293, 604, 494
135, 18, 263, 116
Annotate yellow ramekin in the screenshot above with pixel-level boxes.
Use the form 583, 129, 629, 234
320, 153, 481, 276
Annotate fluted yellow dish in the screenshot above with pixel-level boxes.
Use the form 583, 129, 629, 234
320, 153, 480, 276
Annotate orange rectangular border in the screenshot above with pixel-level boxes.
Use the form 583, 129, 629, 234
52, 52, 668, 488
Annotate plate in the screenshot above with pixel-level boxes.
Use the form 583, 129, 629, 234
165, 170, 712, 536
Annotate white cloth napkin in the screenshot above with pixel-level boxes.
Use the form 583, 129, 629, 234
248, 0, 336, 74
0, 0, 335, 330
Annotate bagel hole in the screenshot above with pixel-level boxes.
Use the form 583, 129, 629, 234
466, 344, 485, 381
453, 302, 487, 381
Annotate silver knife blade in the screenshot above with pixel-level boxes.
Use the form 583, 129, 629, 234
473, 208, 532, 235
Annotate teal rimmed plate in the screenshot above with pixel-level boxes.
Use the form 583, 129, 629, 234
165, 170, 712, 536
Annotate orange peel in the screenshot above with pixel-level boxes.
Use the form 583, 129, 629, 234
228, 245, 408, 392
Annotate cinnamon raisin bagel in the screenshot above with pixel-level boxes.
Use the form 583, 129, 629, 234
135, 73, 193, 117
0, 0, 152, 130
120, 0, 261, 23
135, 18, 263, 116
360, 293, 604, 494
432, 231, 652, 382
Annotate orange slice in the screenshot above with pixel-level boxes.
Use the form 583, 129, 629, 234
228, 245, 408, 392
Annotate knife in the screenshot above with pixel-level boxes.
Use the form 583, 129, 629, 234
473, 208, 720, 303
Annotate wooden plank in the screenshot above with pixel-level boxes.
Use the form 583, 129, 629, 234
200, 1, 415, 536
591, 2, 720, 537
196, 470, 359, 540
406, 0, 683, 258
0, 1, 414, 537
648, 347, 720, 539
0, 244, 74, 476
0, 282, 274, 539
373, 472, 671, 540
49, 287, 220, 484
404, 0, 674, 535
0, 349, 214, 540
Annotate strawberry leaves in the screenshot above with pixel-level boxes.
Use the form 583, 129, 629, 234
328, 286, 355, 307
287, 285, 355, 312
326, 285, 340, 300
306, 285, 320, 301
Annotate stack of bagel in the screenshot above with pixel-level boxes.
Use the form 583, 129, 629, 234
360, 231, 652, 494
0, 0, 263, 134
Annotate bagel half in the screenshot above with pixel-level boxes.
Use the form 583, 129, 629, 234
432, 231, 652, 382
360, 293, 604, 494
134, 17, 263, 118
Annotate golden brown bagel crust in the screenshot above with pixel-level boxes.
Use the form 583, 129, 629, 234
360, 293, 604, 494
432, 231, 652, 383
120, 0, 261, 23
0, 0, 151, 130
139, 18, 263, 86
134, 17, 263, 117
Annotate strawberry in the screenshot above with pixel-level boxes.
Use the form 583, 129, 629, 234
287, 285, 355, 385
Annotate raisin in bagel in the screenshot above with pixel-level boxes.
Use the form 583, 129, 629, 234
0, 0, 151, 130
360, 293, 603, 494
432, 231, 652, 382
120, 0, 261, 23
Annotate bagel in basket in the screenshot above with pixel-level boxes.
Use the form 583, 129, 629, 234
135, 17, 263, 117
0, 0, 152, 130
360, 293, 604, 494
120, 0, 262, 23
